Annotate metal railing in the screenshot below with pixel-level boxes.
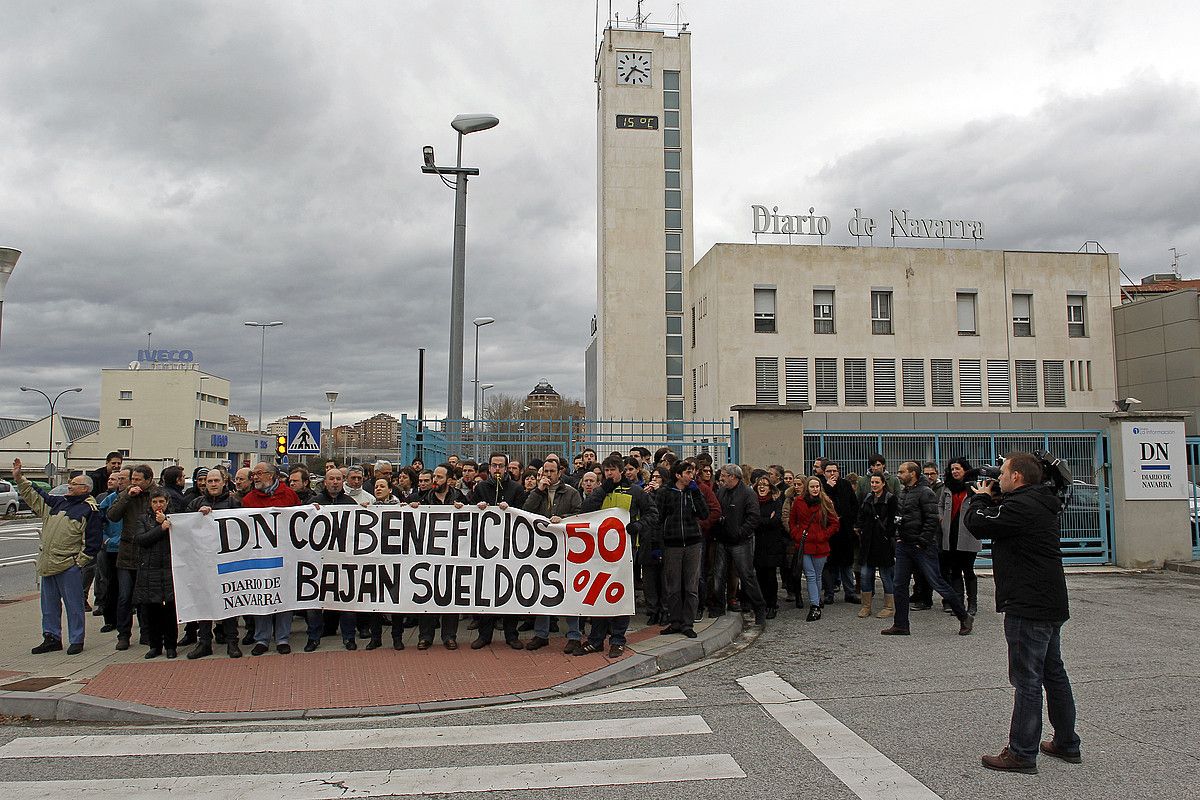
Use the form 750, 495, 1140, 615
1188, 437, 1200, 559
399, 416, 736, 468
803, 430, 1112, 565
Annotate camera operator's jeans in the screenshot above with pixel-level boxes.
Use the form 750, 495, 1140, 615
1004, 614, 1080, 762
892, 542, 967, 630
860, 564, 895, 595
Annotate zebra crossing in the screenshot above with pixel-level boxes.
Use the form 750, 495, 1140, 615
0, 685, 747, 799
0, 521, 40, 570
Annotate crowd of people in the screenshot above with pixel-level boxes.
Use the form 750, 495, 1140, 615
17, 446, 992, 659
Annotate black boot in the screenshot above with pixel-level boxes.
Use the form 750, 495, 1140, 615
966, 575, 979, 616
187, 641, 213, 659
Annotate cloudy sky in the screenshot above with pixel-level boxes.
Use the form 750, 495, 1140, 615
2, 1, 1198, 428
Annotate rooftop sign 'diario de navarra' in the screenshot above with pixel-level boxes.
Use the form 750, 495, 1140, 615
751, 205, 985, 241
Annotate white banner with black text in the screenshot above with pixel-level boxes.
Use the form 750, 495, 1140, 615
170, 505, 633, 623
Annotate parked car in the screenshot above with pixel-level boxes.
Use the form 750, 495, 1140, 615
0, 480, 18, 515
17, 479, 51, 512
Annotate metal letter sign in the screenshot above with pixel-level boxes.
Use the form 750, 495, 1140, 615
287, 421, 322, 455
1120, 421, 1188, 500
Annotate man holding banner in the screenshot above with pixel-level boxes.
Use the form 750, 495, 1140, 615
471, 453, 526, 650
241, 462, 301, 655
412, 463, 469, 650
523, 458, 583, 651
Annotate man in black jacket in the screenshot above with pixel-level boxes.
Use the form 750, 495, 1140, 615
967, 452, 1080, 774
305, 468, 361, 652
882, 461, 972, 637
710, 464, 766, 626
186, 470, 243, 659
821, 462, 861, 604
471, 452, 524, 650
410, 464, 467, 650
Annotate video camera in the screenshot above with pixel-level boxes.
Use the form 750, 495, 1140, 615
973, 450, 1074, 514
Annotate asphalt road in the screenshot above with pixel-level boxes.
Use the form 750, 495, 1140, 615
0, 516, 40, 599
1, 570, 1197, 799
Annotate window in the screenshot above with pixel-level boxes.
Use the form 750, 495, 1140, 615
902, 359, 926, 406
845, 359, 867, 406
959, 359, 982, 406
118, 390, 132, 400
815, 358, 838, 405
690, 306, 696, 348
754, 287, 776, 333
872, 358, 896, 406
118, 449, 130, 458
813, 289, 835, 334
1043, 361, 1066, 407
931, 359, 954, 406
1012, 293, 1033, 337
691, 369, 697, 414
785, 358, 808, 404
1015, 360, 1038, 406
665, 292, 682, 313
118, 418, 132, 428
698, 362, 709, 388
956, 292, 977, 335
986, 360, 1011, 406
871, 290, 893, 335
755, 357, 779, 404
1067, 294, 1087, 337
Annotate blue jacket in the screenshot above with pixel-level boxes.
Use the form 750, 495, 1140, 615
97, 492, 123, 553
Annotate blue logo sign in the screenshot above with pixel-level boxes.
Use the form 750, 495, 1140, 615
211, 434, 229, 447
286, 421, 321, 454
137, 349, 194, 362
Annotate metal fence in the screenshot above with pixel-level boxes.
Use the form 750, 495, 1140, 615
1188, 437, 1200, 559
399, 416, 737, 468
803, 430, 1112, 565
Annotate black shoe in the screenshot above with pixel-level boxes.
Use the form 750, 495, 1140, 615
563, 640, 583, 655
251, 643, 269, 656
177, 632, 198, 647
187, 642, 213, 660
226, 642, 242, 658
526, 636, 549, 651
91, 607, 104, 616
1040, 740, 1082, 764
343, 639, 357, 651
144, 647, 162, 659
303, 639, 319, 652
417, 639, 432, 650
942, 604, 954, 614
392, 638, 405, 651
470, 638, 490, 649
31, 635, 63, 654
754, 609, 766, 626
728, 599, 742, 612
823, 593, 835, 604
607, 643, 626, 659
100, 624, 116, 633
806, 606, 821, 622
165, 648, 177, 659
968, 601, 978, 616
506, 638, 525, 650
115, 635, 130, 651
659, 624, 681, 636
682, 628, 698, 638
241, 631, 255, 646
709, 608, 726, 618
214, 630, 227, 644
911, 600, 933, 611
66, 642, 84, 655
365, 638, 382, 651
277, 643, 291, 654
958, 615, 974, 636
765, 606, 778, 619
880, 625, 911, 635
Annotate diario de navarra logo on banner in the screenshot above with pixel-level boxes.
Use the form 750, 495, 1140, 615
170, 506, 633, 621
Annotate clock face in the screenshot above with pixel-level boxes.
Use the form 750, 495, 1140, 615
616, 51, 652, 85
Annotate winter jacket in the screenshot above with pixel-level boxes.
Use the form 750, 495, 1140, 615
657, 482, 710, 547
895, 476, 939, 549
185, 490, 241, 513
97, 492, 123, 553
823, 478, 859, 565
88, 466, 114, 499
162, 483, 188, 513
17, 477, 102, 577
132, 508, 173, 605
938, 484, 982, 553
293, 487, 315, 504
416, 486, 468, 506
345, 486, 373, 505
582, 479, 660, 547
715, 481, 760, 546
523, 481, 583, 519
965, 484, 1069, 621
695, 479, 723, 535
789, 495, 839, 557
241, 481, 302, 509
107, 487, 153, 570
312, 487, 358, 506
473, 474, 522, 506
856, 471, 902, 500
752, 494, 789, 569
855, 491, 898, 568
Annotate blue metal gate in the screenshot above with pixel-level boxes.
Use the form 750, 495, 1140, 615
803, 430, 1113, 565
1188, 437, 1200, 559
400, 416, 737, 470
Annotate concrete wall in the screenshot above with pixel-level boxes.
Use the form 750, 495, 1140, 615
731, 405, 807, 471
800, 410, 1110, 431
1113, 289, 1200, 435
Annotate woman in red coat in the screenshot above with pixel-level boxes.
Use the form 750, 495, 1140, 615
789, 476, 840, 621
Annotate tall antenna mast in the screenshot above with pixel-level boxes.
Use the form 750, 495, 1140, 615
1169, 247, 1188, 279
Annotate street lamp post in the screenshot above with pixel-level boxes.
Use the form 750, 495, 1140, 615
421, 114, 500, 448
0, 248, 20, 350
325, 391, 339, 460
471, 317, 495, 459
19, 385, 83, 482
244, 321, 284, 433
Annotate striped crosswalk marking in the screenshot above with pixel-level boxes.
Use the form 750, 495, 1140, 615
2, 754, 746, 799
0, 714, 711, 758
528, 685, 688, 707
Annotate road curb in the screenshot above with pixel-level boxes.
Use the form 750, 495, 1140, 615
0, 613, 746, 724
1164, 560, 1200, 575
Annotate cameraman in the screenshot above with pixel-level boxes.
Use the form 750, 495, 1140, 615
966, 452, 1081, 774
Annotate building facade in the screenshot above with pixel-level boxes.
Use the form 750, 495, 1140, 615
354, 413, 399, 449
1114, 288, 1200, 434
690, 244, 1122, 428
588, 22, 693, 422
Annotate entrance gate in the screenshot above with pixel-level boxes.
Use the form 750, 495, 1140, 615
1188, 437, 1200, 559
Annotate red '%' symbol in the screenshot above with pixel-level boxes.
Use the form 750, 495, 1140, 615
572, 570, 625, 606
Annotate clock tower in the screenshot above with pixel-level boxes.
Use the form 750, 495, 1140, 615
587, 22, 692, 423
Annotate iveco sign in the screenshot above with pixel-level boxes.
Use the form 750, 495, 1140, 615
751, 205, 984, 241
136, 349, 195, 362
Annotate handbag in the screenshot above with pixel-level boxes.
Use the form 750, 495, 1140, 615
788, 522, 811, 580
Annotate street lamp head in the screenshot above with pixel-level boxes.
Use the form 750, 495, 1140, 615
19, 386, 31, 392
473, 317, 496, 327
423, 146, 435, 168
450, 114, 499, 135
0, 247, 19, 300
69, 387, 83, 393
326, 391, 339, 404
481, 383, 495, 391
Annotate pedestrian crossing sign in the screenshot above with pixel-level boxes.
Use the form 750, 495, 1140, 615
286, 421, 321, 454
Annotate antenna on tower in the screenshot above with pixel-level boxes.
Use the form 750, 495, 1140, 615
635, 0, 650, 28
1169, 247, 1188, 279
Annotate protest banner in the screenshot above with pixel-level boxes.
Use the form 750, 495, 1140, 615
170, 505, 633, 623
